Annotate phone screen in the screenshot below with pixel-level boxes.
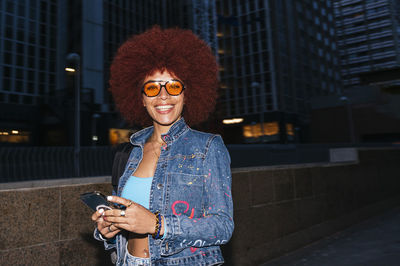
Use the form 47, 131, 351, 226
80, 191, 113, 211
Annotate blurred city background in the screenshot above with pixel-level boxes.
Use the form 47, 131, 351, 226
1, 0, 400, 182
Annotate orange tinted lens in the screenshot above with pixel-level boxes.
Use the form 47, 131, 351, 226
143, 82, 161, 96
166, 81, 183, 95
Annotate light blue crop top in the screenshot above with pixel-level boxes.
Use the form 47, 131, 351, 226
121, 176, 153, 209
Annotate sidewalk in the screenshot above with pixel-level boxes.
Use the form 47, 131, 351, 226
261, 206, 400, 266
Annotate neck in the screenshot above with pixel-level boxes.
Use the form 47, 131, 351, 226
150, 117, 181, 143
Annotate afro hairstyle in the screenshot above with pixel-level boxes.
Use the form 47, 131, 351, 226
109, 25, 219, 126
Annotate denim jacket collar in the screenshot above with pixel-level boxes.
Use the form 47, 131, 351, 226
129, 117, 189, 146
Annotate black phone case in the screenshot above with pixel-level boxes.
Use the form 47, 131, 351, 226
80, 191, 112, 211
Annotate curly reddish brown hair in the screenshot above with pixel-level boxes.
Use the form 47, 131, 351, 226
109, 25, 218, 126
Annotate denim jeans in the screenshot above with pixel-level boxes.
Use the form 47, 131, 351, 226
124, 243, 151, 266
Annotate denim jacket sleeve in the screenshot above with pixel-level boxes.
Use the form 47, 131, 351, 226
160, 135, 234, 255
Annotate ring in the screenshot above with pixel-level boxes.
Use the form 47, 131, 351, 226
127, 201, 133, 208
120, 210, 126, 217
108, 224, 113, 233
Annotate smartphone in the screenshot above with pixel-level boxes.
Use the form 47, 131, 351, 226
80, 191, 116, 211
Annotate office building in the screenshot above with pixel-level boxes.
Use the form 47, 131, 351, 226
334, 0, 400, 88
216, 0, 342, 143
309, 0, 400, 143
0, 0, 217, 146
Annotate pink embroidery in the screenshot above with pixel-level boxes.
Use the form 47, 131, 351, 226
171, 200, 195, 219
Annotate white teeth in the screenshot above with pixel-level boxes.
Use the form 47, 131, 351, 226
155, 105, 173, 111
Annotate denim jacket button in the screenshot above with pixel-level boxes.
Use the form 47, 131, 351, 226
157, 183, 163, 189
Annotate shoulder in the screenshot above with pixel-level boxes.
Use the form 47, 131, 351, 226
185, 129, 228, 156
185, 128, 222, 145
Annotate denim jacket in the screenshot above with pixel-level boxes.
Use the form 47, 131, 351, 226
95, 118, 234, 265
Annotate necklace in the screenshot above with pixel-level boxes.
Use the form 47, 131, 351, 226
148, 136, 164, 158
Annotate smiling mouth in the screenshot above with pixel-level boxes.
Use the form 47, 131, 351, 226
155, 105, 173, 111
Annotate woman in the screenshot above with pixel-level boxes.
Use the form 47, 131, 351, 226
92, 26, 234, 265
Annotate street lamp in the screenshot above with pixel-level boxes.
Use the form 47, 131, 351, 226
66, 53, 81, 176
92, 113, 100, 146
340, 96, 355, 143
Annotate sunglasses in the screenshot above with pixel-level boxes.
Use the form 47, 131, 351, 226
142, 80, 185, 97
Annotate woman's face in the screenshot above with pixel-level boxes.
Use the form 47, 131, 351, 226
142, 70, 184, 128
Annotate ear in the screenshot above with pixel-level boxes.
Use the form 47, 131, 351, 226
142, 97, 146, 107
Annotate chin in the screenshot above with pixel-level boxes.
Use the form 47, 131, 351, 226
154, 117, 181, 127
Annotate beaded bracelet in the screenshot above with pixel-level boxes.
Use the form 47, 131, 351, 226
152, 211, 162, 239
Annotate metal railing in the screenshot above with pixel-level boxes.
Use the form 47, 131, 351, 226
0, 146, 114, 183
1, 143, 397, 183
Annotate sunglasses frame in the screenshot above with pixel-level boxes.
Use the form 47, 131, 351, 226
142, 79, 185, 97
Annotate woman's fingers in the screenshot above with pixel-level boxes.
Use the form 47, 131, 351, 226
99, 222, 121, 238
91, 208, 105, 221
107, 195, 134, 208
104, 208, 129, 218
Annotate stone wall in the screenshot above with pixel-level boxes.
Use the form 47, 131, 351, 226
225, 148, 400, 265
0, 148, 399, 265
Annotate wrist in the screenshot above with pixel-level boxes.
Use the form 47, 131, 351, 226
152, 211, 162, 239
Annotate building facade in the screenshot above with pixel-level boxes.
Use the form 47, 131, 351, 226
0, 0, 217, 146
309, 0, 400, 143
216, 0, 342, 143
334, 0, 400, 88
0, 0, 63, 145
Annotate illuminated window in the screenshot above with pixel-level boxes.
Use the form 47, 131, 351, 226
0, 130, 30, 143
286, 123, 294, 136
242, 122, 280, 138
109, 128, 136, 145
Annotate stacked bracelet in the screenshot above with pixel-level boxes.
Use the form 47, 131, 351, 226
152, 211, 162, 239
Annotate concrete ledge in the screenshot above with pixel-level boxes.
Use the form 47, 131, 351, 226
329, 148, 358, 163
0, 176, 111, 191
0, 148, 399, 266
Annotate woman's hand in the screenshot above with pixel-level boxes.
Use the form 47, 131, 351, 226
103, 196, 158, 235
91, 208, 121, 239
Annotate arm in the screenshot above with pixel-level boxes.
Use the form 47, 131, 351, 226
160, 135, 234, 255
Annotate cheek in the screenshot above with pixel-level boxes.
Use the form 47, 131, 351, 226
142, 96, 148, 107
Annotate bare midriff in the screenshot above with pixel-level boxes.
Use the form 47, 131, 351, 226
126, 140, 162, 258
127, 233, 150, 257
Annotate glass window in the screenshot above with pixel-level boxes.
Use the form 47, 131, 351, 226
5, 26, 14, 38
17, 18, 25, 29
3, 79, 11, 91
18, 4, 25, 16
4, 40, 12, 51
4, 52, 13, 64
17, 43, 24, 54
17, 54, 24, 66
296, 2, 302, 12
6, 0, 14, 13
5, 15, 13, 26
326, 53, 331, 61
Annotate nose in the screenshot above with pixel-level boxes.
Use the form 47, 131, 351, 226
158, 85, 169, 100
